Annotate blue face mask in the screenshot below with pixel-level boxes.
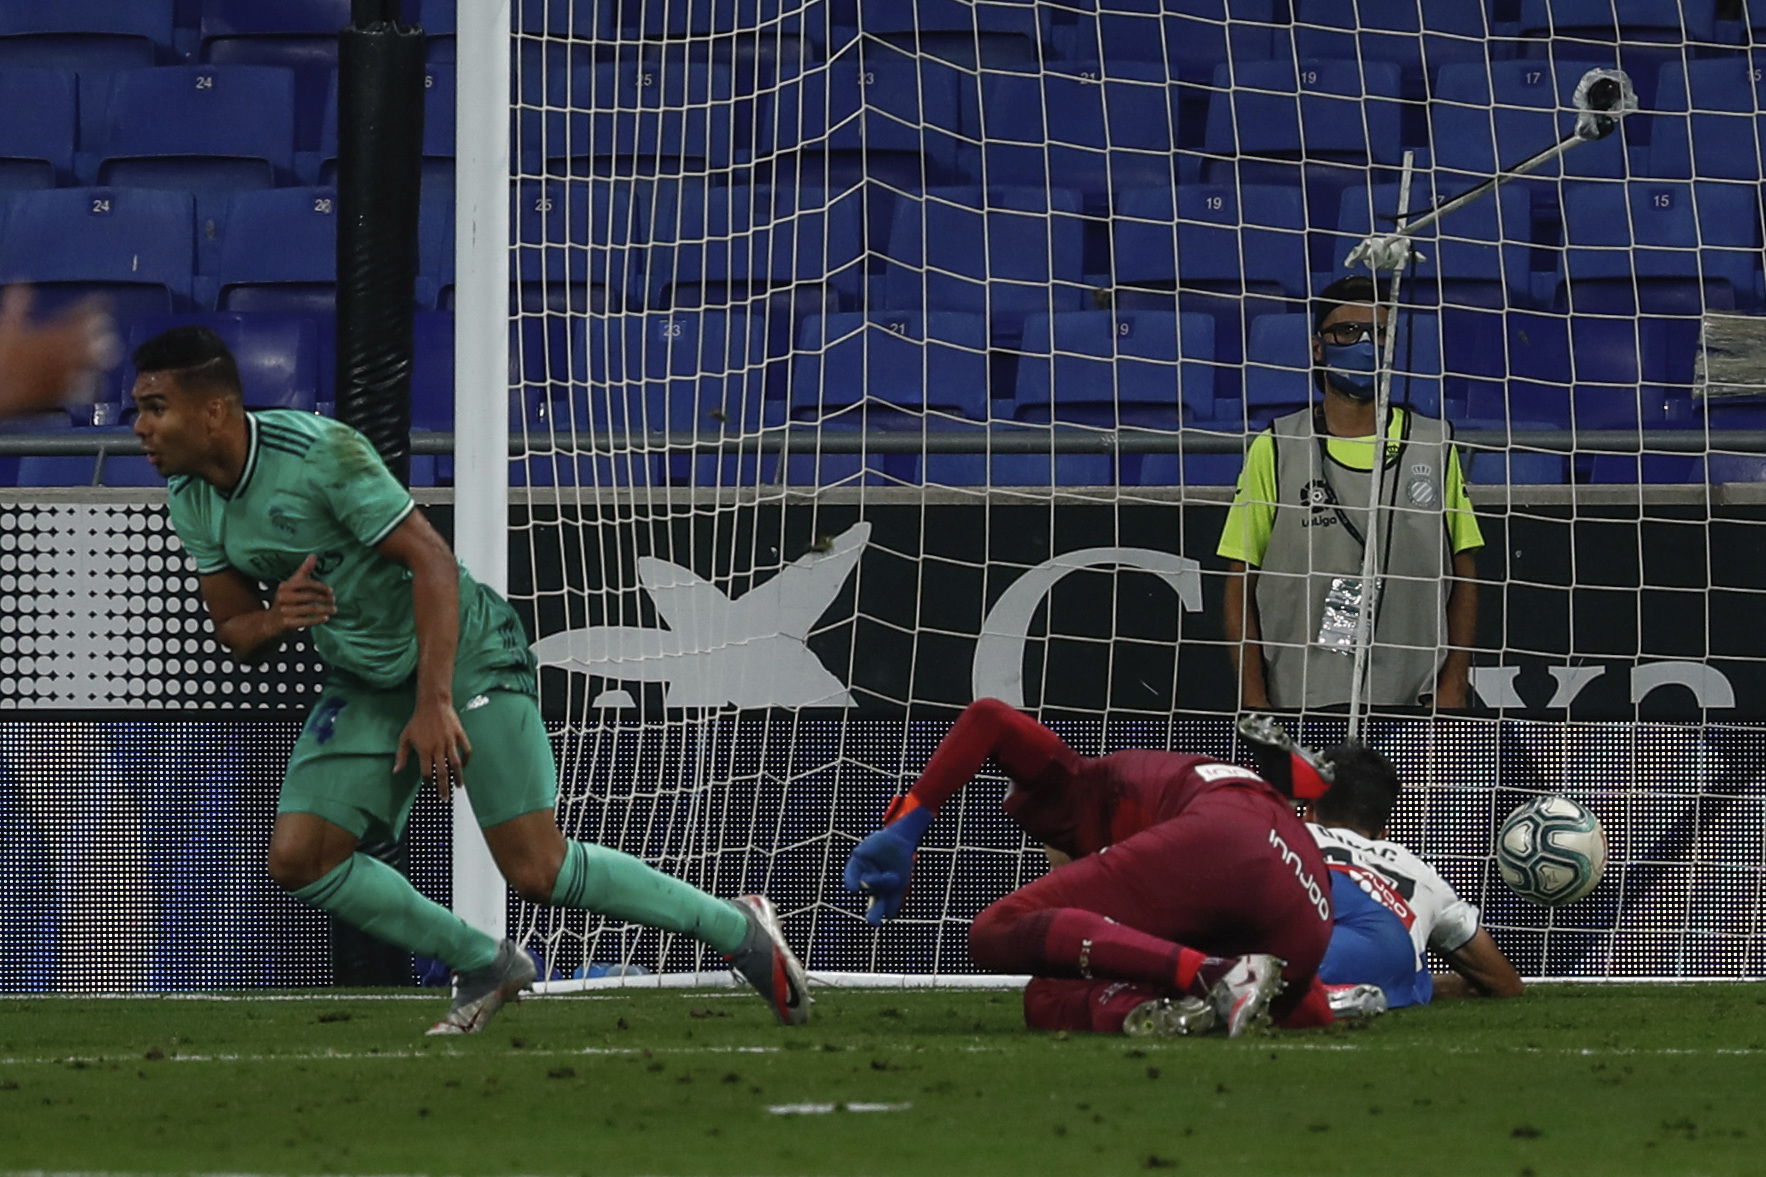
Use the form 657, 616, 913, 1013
1321, 339, 1378, 402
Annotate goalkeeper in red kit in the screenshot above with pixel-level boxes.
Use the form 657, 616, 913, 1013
843, 699, 1340, 1037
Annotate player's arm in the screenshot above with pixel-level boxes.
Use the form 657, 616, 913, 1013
1436, 550, 1479, 710
1434, 928, 1525, 999
844, 697, 1079, 924
375, 509, 472, 791
0, 287, 118, 420
199, 557, 335, 664
1222, 561, 1270, 709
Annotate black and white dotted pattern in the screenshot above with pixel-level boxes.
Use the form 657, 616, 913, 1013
0, 504, 323, 710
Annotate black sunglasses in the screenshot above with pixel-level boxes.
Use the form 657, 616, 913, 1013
1317, 321, 1386, 346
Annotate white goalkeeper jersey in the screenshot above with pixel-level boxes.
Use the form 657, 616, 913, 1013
1307, 823, 1482, 958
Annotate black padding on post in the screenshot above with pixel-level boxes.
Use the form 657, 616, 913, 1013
336, 20, 426, 487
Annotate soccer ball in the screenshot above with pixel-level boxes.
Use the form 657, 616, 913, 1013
1495, 796, 1607, 905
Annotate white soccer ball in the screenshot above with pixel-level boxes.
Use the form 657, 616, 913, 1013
1495, 796, 1608, 906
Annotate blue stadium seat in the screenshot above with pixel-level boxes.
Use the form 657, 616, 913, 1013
1012, 310, 1214, 429
1517, 0, 1713, 42
792, 312, 990, 422
0, 188, 194, 318
1648, 60, 1764, 183
1204, 57, 1405, 167
973, 63, 1180, 204
408, 308, 453, 485
0, 68, 76, 188
1333, 182, 1534, 308
417, 168, 454, 309
642, 182, 864, 324
1557, 181, 1744, 314
89, 66, 297, 190
200, 0, 348, 153
1432, 60, 1630, 187
832, 0, 1047, 69
1242, 314, 1314, 425
1062, 0, 1279, 86
120, 313, 321, 413
578, 310, 772, 486
0, 0, 174, 69
1292, 0, 1490, 100
756, 45, 971, 187
202, 188, 337, 314
881, 187, 1089, 344
510, 178, 637, 315
1115, 184, 1310, 302
515, 61, 737, 178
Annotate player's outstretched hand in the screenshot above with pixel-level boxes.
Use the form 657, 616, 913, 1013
0, 286, 120, 420
843, 797, 934, 925
396, 699, 473, 797
271, 555, 336, 632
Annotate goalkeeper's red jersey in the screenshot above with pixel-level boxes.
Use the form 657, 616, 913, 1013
1001, 750, 1281, 862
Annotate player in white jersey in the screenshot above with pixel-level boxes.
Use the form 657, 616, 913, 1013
1305, 744, 1524, 1006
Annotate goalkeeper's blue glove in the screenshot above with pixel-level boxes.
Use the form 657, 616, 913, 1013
843, 794, 934, 925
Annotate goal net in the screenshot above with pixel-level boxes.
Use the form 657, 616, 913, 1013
485, 0, 1766, 986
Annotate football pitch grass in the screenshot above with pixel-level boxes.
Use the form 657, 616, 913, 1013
2, 985, 1763, 1177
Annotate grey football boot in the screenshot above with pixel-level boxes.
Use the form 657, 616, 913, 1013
725, 894, 811, 1025
426, 939, 538, 1036
1122, 995, 1218, 1038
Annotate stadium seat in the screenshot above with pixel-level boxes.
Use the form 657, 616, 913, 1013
1292, 0, 1490, 100
1333, 181, 1534, 309
1204, 57, 1405, 168
202, 188, 337, 314
0, 0, 174, 69
1115, 184, 1310, 302
88, 66, 297, 191
417, 168, 454, 309
756, 44, 971, 187
1513, 0, 1706, 115
881, 187, 1090, 345
199, 0, 349, 153
1648, 60, 1764, 183
642, 183, 864, 328
0, 68, 76, 189
0, 188, 194, 318
510, 177, 637, 315
578, 310, 772, 486
1242, 314, 1315, 426
120, 313, 320, 414
515, 61, 737, 179
832, 0, 1047, 69
1012, 310, 1214, 429
407, 309, 453, 485
1556, 181, 1745, 314
1432, 60, 1630, 187
792, 312, 990, 425
1062, 0, 1278, 86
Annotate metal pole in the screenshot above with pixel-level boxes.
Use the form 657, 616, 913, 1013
1345, 150, 1416, 740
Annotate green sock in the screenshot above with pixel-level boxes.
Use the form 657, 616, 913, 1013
552, 841, 748, 954
294, 853, 500, 973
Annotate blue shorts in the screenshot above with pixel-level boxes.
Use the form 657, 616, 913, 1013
1318, 871, 1433, 1008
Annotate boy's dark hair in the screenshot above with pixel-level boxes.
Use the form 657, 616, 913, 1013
1311, 273, 1392, 333
1313, 742, 1403, 835
132, 326, 242, 401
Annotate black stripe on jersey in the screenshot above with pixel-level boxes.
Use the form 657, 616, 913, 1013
257, 428, 315, 455
259, 438, 312, 460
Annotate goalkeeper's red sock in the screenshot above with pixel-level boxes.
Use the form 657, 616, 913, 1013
1275, 977, 1335, 1029
1024, 978, 1164, 1033
970, 904, 1209, 994
906, 697, 1078, 814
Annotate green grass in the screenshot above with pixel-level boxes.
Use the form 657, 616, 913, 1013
2, 985, 1764, 1176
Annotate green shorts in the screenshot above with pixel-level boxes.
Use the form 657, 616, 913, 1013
280, 686, 558, 842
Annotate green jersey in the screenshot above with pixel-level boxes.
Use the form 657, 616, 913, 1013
166, 410, 534, 696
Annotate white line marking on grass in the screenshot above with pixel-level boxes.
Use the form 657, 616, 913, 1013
769, 1102, 913, 1115
0, 1045, 781, 1067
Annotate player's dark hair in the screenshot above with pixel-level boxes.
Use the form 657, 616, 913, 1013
1312, 274, 1392, 333
132, 326, 242, 402
1314, 742, 1402, 835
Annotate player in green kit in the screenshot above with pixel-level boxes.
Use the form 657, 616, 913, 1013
131, 326, 809, 1034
